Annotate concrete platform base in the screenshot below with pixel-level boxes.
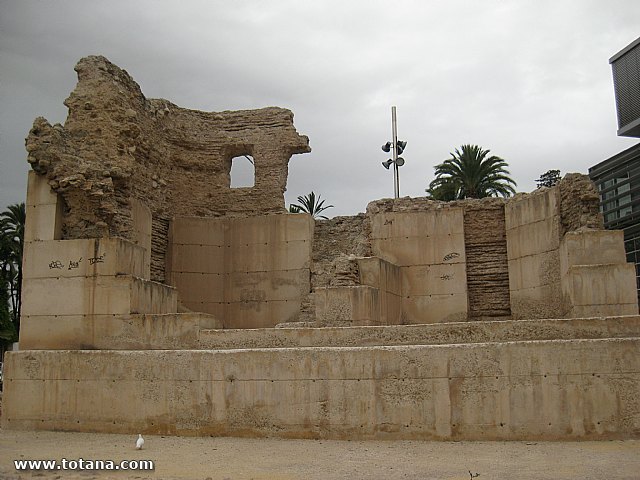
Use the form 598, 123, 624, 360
3, 337, 640, 440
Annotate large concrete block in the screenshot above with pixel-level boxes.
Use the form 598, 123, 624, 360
23, 238, 147, 279
401, 263, 467, 296
166, 244, 225, 275
131, 198, 152, 280
370, 209, 464, 239
225, 239, 311, 272
506, 216, 560, 260
372, 234, 466, 267
507, 250, 560, 291
130, 278, 178, 314
168, 217, 226, 246
165, 213, 313, 324
562, 264, 638, 308
21, 275, 176, 317
24, 203, 63, 242
22, 276, 136, 316
510, 282, 564, 319
353, 257, 403, 325
224, 269, 309, 302
169, 272, 224, 303
315, 286, 381, 326
19, 313, 221, 350
26, 171, 58, 207
402, 293, 468, 324
181, 300, 226, 319
225, 214, 314, 246
505, 189, 558, 230
384, 292, 403, 325
357, 256, 402, 296
560, 230, 628, 276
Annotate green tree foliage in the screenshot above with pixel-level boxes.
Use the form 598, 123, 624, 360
0, 275, 16, 344
0, 202, 25, 342
289, 191, 334, 219
426, 144, 517, 200
536, 169, 561, 188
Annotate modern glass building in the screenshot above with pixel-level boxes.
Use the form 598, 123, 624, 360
589, 143, 640, 301
610, 36, 640, 138
589, 36, 640, 300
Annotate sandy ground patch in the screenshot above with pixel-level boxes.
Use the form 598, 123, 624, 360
0, 429, 638, 480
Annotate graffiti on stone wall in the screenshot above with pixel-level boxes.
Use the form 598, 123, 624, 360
47, 254, 104, 270
442, 252, 460, 262
89, 253, 106, 265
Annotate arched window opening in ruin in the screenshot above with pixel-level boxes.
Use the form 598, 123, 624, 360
230, 155, 255, 188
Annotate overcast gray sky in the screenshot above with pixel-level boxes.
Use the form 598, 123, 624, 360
1, 0, 639, 216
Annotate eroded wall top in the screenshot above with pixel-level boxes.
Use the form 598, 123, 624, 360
26, 55, 310, 241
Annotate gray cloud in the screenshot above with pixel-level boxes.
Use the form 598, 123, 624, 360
1, 0, 639, 216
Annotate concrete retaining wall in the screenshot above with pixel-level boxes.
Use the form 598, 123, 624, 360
506, 188, 563, 319
370, 208, 468, 323
166, 214, 313, 328
3, 338, 639, 440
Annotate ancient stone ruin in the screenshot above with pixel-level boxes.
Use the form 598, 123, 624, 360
3, 56, 639, 440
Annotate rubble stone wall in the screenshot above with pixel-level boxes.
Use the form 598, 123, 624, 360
310, 214, 372, 290
558, 173, 604, 234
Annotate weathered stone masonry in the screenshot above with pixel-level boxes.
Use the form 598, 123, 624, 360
26, 55, 310, 282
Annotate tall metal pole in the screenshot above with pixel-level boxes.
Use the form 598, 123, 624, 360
391, 106, 399, 199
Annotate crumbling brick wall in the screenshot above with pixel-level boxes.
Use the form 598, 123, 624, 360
463, 199, 511, 319
25, 55, 310, 282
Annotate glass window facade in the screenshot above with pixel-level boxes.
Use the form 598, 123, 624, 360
590, 143, 640, 302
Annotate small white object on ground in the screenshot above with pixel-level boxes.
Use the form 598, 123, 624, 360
136, 434, 144, 450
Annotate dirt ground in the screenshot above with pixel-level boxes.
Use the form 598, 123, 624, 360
0, 428, 638, 480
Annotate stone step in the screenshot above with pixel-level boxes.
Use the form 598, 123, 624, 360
199, 315, 640, 350
20, 312, 221, 350
3, 337, 640, 440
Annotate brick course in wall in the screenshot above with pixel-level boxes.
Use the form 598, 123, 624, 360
463, 201, 511, 319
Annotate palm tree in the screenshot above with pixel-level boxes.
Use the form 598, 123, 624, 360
0, 202, 25, 331
289, 191, 334, 219
427, 144, 517, 200
0, 234, 17, 346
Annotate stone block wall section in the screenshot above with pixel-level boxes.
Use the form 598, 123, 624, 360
560, 230, 638, 317
505, 175, 636, 319
24, 171, 63, 242
4, 339, 640, 440
313, 257, 402, 327
165, 214, 314, 328
21, 171, 183, 349
505, 186, 563, 319
24, 55, 310, 282
368, 203, 468, 323
20, 237, 178, 349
